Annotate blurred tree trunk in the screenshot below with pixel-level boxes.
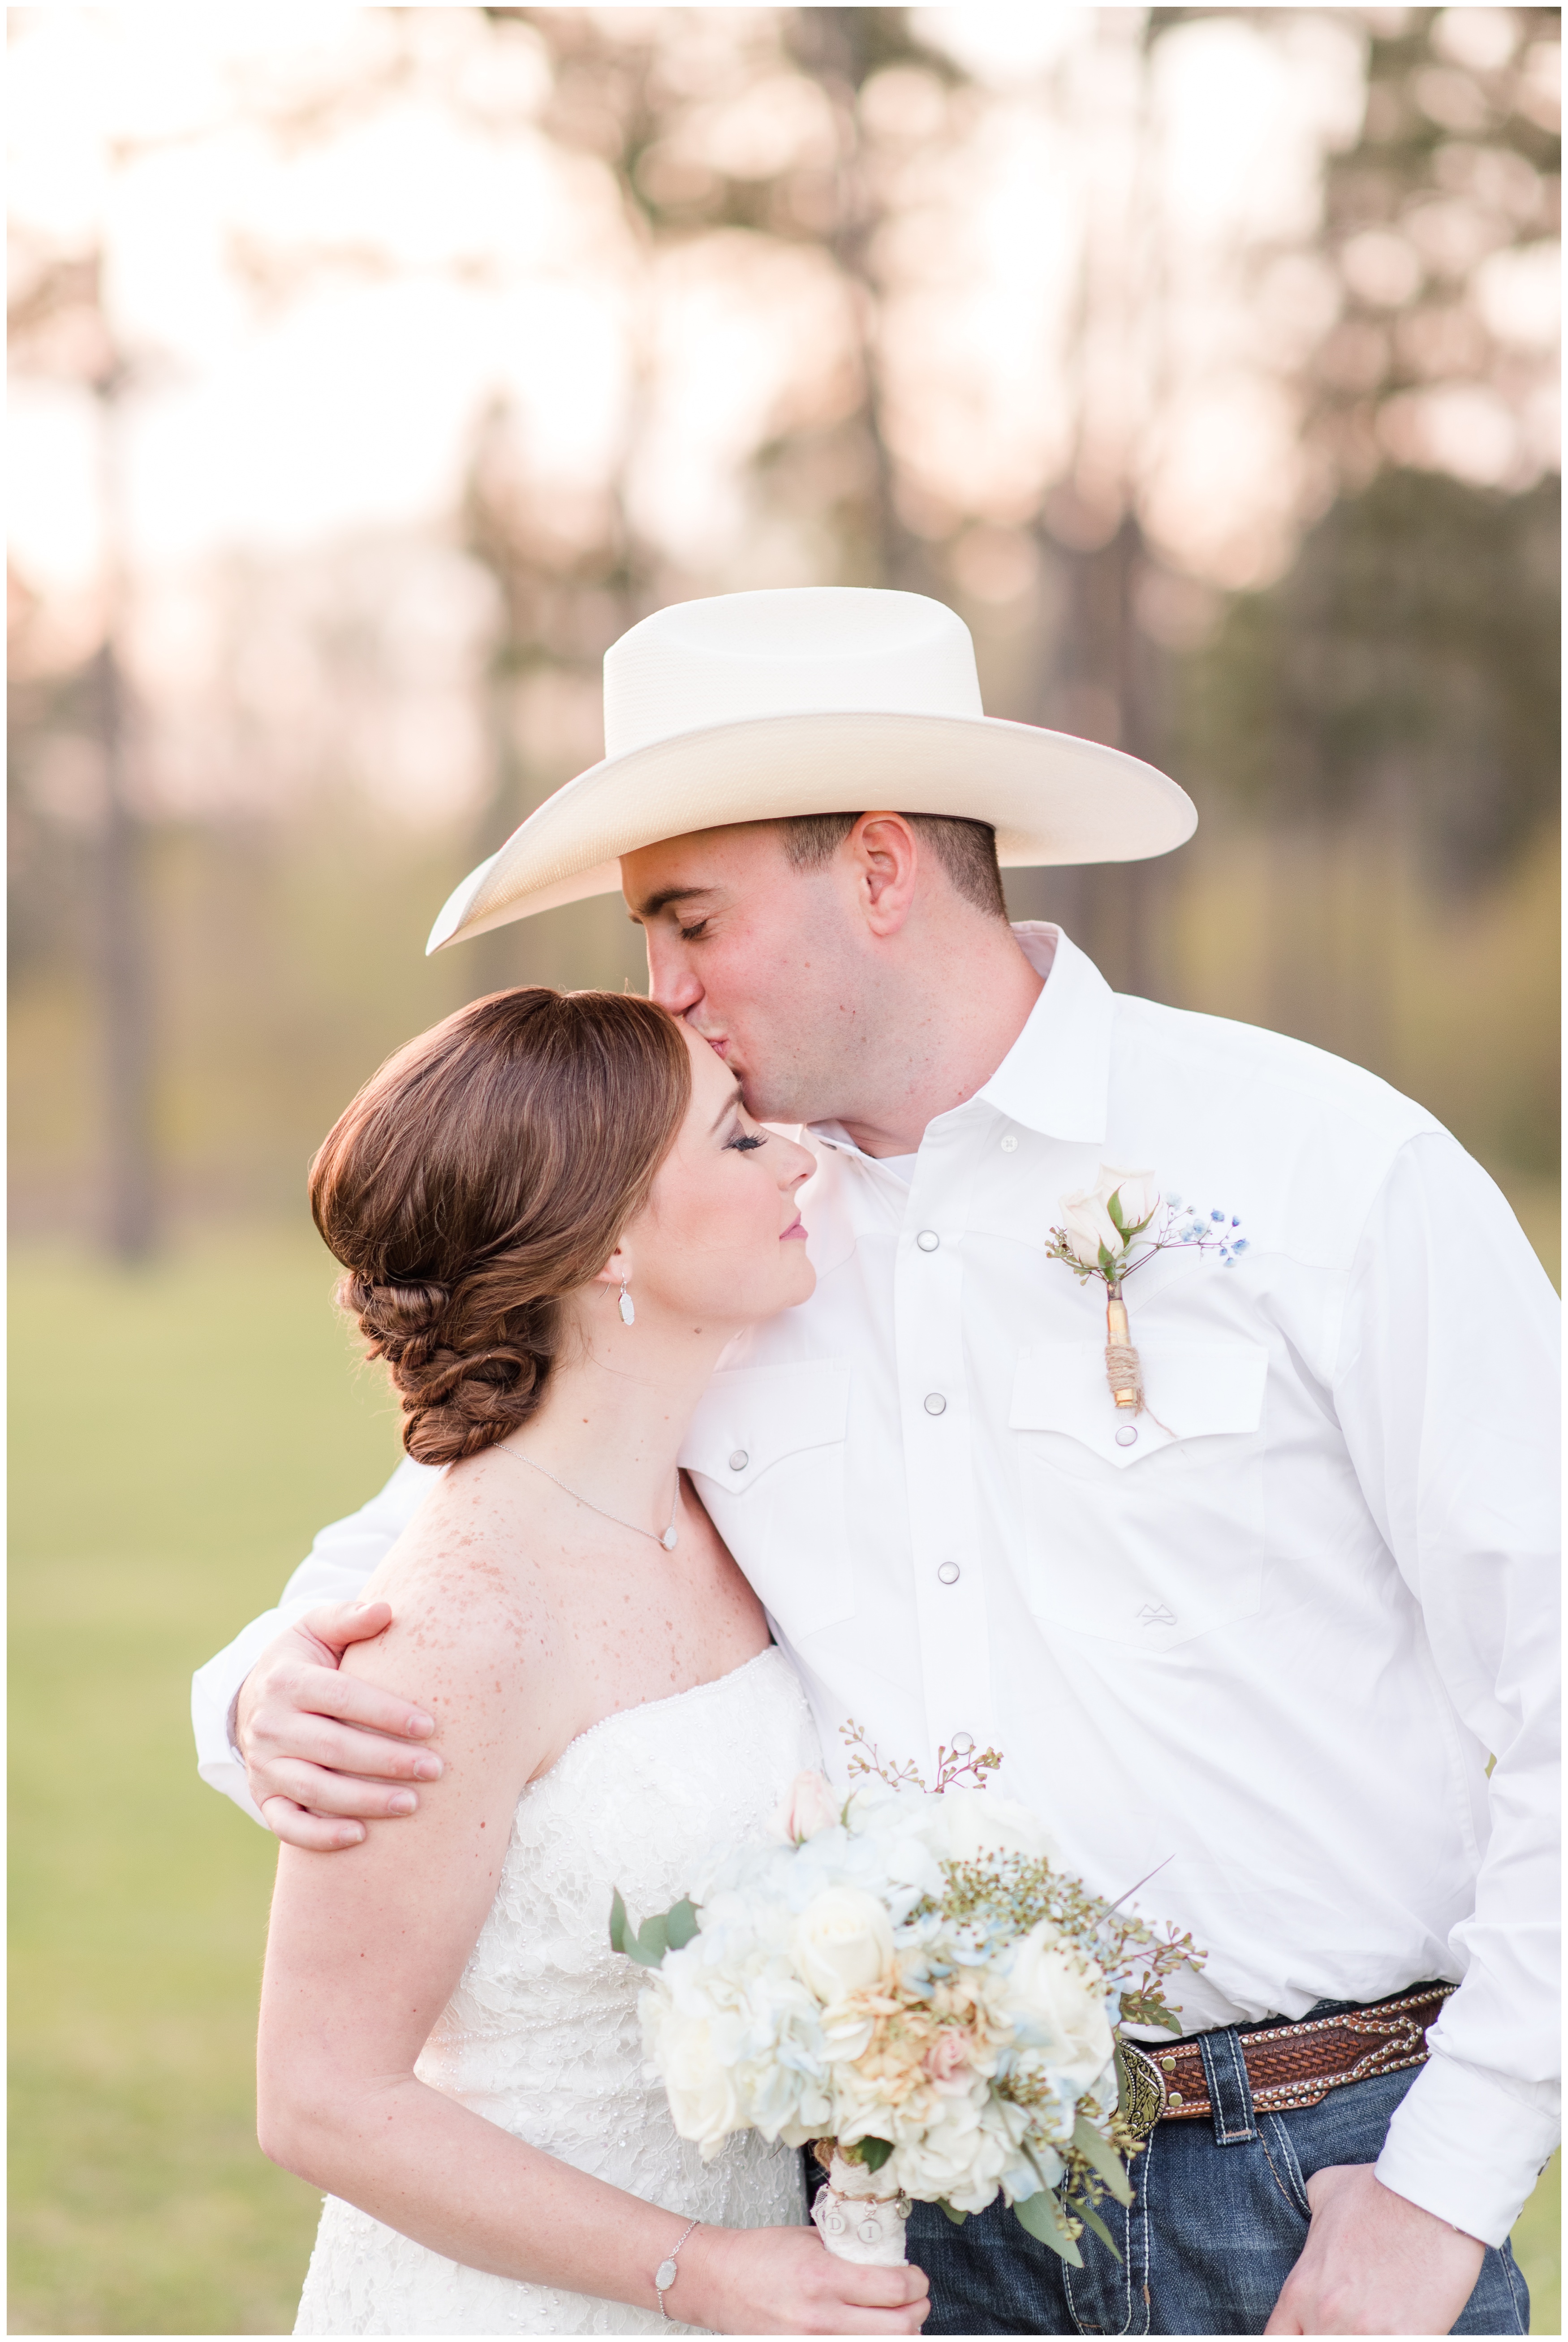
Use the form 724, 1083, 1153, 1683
785, 7, 935, 593
1018, 15, 1175, 1001
94, 627, 156, 1258
94, 343, 158, 1259
1025, 512, 1171, 999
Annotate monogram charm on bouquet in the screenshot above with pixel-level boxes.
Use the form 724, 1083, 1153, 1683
609, 1738, 1201, 2272
810, 2139, 913, 2265
1045, 1168, 1246, 1424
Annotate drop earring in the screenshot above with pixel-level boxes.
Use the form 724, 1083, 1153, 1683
618, 1280, 636, 1326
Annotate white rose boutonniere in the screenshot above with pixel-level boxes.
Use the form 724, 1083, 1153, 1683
1046, 1167, 1246, 1420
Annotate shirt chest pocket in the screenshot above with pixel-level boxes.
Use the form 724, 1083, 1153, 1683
1009, 1339, 1268, 1653
681, 1361, 854, 1639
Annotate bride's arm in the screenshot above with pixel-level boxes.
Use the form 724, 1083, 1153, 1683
256, 1542, 927, 2337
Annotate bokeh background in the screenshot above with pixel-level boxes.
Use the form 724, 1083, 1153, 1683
8, 6, 1560, 2332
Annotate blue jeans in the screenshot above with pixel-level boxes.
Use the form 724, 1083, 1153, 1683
901, 2046, 1530, 2335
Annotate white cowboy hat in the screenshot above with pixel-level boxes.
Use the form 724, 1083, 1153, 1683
427, 586, 1196, 951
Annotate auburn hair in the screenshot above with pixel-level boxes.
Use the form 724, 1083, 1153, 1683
309, 988, 692, 1465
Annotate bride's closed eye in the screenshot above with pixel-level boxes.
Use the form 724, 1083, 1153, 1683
725, 1131, 767, 1154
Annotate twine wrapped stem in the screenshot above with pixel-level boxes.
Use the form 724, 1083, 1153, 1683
1105, 1289, 1143, 1412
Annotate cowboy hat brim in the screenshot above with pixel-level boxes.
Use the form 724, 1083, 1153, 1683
427, 707, 1196, 951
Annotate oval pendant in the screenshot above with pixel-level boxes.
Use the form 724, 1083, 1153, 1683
660, 1525, 678, 1551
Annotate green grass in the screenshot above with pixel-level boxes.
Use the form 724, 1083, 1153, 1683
8, 1220, 1561, 2332
9, 1227, 402, 2335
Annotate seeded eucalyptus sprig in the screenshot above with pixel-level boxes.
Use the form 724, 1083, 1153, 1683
840, 1718, 1004, 1795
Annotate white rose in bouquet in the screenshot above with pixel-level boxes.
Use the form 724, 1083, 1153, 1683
793, 1887, 896, 2007
1005, 1921, 1118, 2107
642, 1998, 745, 2159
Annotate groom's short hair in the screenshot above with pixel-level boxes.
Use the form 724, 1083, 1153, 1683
778, 814, 1008, 920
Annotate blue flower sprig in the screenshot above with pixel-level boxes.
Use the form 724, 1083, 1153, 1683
1164, 1197, 1249, 1269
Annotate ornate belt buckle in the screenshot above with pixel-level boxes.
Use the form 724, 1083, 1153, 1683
1115, 2039, 1169, 2140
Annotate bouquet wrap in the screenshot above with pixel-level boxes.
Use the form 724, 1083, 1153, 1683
811, 2146, 910, 2266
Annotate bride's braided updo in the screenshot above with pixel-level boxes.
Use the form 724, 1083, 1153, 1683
309, 988, 691, 1465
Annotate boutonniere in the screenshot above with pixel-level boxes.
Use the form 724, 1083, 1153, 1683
1046, 1167, 1246, 1422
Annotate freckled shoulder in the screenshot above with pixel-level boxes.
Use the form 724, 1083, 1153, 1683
341, 1460, 561, 1738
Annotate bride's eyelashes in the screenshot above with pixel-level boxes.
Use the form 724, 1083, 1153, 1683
724, 1131, 767, 1154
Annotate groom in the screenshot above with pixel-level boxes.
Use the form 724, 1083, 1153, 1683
194, 588, 1557, 2336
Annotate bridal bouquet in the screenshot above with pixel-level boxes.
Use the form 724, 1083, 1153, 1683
611, 1734, 1198, 2269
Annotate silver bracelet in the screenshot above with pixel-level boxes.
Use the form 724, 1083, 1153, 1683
655, 2217, 700, 2321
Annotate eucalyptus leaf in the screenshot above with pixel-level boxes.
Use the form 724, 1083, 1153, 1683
1012, 2187, 1083, 2266
634, 1914, 670, 1966
664, 1898, 699, 1951
1073, 2116, 1134, 2207
609, 1890, 669, 1969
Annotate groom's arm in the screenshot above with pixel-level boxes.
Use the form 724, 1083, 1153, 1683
1268, 1130, 1559, 2333
191, 1455, 444, 1846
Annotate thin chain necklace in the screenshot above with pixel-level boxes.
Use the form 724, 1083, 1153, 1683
495, 1446, 680, 1551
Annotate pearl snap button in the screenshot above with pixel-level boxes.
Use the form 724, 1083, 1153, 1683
950, 1731, 975, 1754
937, 1561, 961, 1585
916, 1229, 940, 1252
728, 1450, 749, 1470
1115, 1425, 1138, 1447
999, 1134, 1018, 1152
923, 1392, 947, 1416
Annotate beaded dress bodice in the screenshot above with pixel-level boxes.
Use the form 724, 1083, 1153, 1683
294, 1647, 818, 2336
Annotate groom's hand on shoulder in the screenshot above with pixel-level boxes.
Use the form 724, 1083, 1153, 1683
235, 1601, 444, 1851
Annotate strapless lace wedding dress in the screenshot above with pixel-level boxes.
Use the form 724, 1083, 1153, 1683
294, 1646, 819, 2336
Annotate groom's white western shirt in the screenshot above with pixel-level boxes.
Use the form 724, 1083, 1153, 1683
193, 925, 1559, 2247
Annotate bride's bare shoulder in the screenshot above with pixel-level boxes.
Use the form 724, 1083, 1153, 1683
341, 1455, 560, 1722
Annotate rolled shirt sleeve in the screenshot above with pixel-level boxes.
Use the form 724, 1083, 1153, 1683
1331, 1131, 1560, 2242
190, 1455, 440, 1824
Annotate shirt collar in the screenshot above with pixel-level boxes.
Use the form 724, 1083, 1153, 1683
974, 922, 1112, 1144
806, 922, 1112, 1157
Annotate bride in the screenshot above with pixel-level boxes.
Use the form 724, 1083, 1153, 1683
258, 986, 930, 2338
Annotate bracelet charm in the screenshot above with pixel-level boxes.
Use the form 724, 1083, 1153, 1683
655, 2217, 700, 2320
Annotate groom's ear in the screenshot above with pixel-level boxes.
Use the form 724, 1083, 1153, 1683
847, 813, 919, 939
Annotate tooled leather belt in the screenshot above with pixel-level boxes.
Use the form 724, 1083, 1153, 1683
1119, 1982, 1455, 2135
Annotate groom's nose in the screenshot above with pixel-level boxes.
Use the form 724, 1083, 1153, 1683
643, 934, 703, 1018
